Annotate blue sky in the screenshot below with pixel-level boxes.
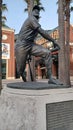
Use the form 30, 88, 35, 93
3, 0, 73, 34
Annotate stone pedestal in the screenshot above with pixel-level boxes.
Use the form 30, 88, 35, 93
0, 82, 73, 130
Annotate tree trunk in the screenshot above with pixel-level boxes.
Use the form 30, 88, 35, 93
58, 0, 67, 84
65, 0, 71, 86
0, 0, 2, 92
27, 0, 34, 15
26, 0, 36, 81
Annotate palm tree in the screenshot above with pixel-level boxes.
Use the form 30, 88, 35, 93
0, 2, 8, 92
2, 3, 8, 26
58, 0, 67, 85
64, 0, 73, 85
58, 0, 73, 86
0, 0, 2, 92
64, 0, 71, 85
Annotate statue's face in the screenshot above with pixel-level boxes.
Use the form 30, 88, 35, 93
32, 9, 40, 19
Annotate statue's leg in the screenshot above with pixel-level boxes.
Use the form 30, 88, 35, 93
15, 46, 28, 82
31, 44, 52, 78
31, 44, 63, 85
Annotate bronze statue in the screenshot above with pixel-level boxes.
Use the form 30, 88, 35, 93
15, 5, 62, 85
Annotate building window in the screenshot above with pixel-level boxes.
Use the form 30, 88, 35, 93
2, 59, 6, 79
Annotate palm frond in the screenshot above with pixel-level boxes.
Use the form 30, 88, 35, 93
2, 21, 6, 26
39, 6, 45, 11
56, 1, 58, 4
24, 0, 28, 3
2, 4, 8, 12
71, 6, 73, 11
34, 0, 45, 11
24, 8, 28, 12
2, 16, 7, 21
2, 3, 8, 25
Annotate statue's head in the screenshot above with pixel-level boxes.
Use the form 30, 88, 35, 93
32, 5, 40, 19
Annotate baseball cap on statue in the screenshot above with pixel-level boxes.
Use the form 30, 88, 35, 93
32, 5, 40, 18
32, 5, 40, 11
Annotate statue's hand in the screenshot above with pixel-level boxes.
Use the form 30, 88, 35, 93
50, 42, 60, 53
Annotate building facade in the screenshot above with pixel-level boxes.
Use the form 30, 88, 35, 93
36, 24, 73, 79
2, 26, 15, 79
